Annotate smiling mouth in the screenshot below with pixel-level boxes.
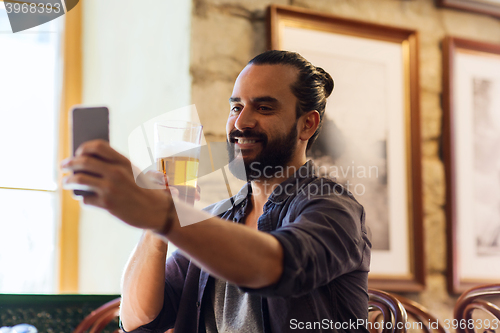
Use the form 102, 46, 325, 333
236, 138, 258, 144
230, 136, 261, 145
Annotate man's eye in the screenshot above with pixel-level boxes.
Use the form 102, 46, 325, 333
258, 106, 272, 111
231, 106, 242, 113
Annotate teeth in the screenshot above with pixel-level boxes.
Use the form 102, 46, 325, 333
237, 138, 256, 144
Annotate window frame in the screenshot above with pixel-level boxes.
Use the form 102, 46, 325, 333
57, 1, 82, 293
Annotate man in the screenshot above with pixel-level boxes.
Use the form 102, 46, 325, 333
62, 50, 371, 332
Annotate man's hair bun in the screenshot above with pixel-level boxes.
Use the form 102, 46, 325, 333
316, 67, 334, 98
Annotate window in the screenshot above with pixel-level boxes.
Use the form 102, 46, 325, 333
0, 2, 64, 293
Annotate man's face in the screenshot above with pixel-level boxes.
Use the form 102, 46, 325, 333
226, 64, 300, 181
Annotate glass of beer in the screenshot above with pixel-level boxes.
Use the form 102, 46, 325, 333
154, 121, 202, 205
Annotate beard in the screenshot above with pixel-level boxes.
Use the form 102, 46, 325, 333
227, 121, 298, 181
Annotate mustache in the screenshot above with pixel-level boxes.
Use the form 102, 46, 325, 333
228, 129, 267, 142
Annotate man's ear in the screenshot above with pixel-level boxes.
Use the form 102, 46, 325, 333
299, 110, 320, 142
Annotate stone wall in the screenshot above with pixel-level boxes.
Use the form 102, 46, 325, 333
189, 0, 500, 324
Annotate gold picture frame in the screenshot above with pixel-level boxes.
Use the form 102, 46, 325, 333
437, 0, 500, 19
443, 36, 500, 294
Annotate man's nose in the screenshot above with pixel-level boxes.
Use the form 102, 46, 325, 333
234, 107, 256, 130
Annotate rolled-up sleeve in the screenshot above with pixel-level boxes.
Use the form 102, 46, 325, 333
241, 186, 369, 298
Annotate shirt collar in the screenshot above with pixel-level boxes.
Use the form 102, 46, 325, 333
232, 160, 317, 209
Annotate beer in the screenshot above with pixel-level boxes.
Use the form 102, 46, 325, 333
154, 121, 203, 205
155, 140, 201, 205
156, 155, 199, 205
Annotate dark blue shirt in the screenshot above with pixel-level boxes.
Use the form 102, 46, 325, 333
125, 161, 371, 332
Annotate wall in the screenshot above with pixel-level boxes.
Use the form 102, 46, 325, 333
189, 0, 500, 322
79, 0, 192, 293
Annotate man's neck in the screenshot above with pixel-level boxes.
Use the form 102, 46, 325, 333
249, 157, 307, 216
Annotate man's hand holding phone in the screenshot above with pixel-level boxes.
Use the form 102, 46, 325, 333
62, 106, 178, 234
62, 139, 176, 234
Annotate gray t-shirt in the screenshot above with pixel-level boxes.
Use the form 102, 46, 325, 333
203, 277, 263, 333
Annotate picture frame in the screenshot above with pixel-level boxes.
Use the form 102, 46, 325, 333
437, 0, 500, 19
443, 36, 500, 294
268, 5, 424, 291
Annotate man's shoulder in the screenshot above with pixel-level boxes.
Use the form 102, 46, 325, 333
300, 176, 363, 207
292, 177, 370, 247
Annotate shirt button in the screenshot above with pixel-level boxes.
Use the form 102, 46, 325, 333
233, 217, 237, 222
196, 301, 200, 308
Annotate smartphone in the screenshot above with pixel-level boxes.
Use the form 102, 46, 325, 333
71, 106, 109, 196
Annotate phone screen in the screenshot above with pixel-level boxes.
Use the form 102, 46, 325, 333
71, 106, 109, 196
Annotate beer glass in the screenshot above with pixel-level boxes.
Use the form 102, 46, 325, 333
154, 121, 203, 205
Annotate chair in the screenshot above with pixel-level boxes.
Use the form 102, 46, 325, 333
395, 295, 450, 333
454, 284, 500, 333
73, 297, 122, 333
368, 289, 408, 333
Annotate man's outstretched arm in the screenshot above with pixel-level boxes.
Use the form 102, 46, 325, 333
62, 140, 283, 288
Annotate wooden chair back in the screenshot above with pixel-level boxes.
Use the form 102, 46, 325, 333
395, 295, 450, 333
454, 284, 500, 333
368, 289, 408, 333
73, 297, 122, 333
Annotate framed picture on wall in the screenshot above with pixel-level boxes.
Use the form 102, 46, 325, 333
268, 5, 424, 291
443, 36, 500, 294
437, 0, 500, 19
